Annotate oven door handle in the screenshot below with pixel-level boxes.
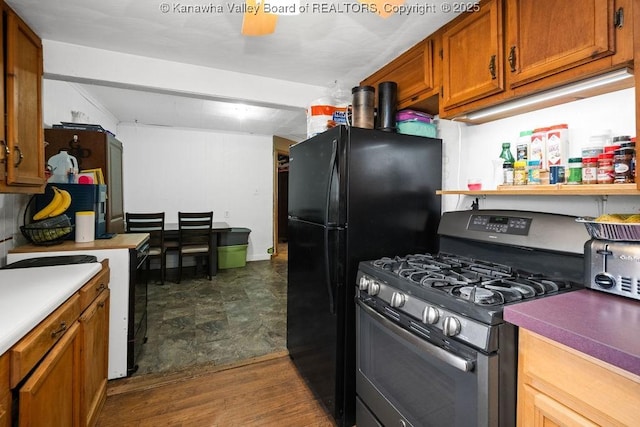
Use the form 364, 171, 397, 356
357, 300, 475, 373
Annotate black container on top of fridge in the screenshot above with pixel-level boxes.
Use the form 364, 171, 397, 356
287, 126, 442, 426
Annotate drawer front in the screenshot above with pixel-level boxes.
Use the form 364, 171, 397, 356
10, 294, 80, 388
78, 264, 110, 312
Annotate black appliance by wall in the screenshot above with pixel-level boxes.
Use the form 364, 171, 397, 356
287, 126, 442, 426
34, 183, 107, 239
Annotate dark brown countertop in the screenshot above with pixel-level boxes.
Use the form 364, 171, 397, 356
504, 289, 640, 376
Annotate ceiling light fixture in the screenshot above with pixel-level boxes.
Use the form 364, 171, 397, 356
241, 0, 300, 36
241, 0, 402, 35
461, 68, 634, 122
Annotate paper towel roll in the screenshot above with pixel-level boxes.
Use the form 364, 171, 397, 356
75, 211, 95, 243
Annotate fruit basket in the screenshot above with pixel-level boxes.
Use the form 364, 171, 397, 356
20, 193, 73, 245
21, 215, 73, 245
576, 216, 640, 241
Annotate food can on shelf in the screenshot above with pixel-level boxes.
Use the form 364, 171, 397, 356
567, 157, 582, 184
514, 160, 527, 185
582, 157, 598, 184
527, 159, 541, 184
597, 152, 614, 184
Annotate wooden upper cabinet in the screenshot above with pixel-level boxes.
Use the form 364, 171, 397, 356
0, 4, 45, 193
507, 0, 615, 88
360, 36, 438, 113
441, 0, 504, 110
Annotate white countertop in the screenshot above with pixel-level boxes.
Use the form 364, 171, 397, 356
0, 263, 102, 355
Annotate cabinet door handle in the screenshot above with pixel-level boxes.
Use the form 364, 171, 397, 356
489, 55, 497, 80
51, 321, 67, 338
13, 145, 24, 167
508, 46, 517, 72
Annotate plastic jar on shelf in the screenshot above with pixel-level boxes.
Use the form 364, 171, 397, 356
527, 159, 541, 184
582, 157, 598, 184
503, 162, 514, 185
597, 152, 615, 184
567, 157, 582, 185
614, 146, 634, 184
514, 160, 527, 185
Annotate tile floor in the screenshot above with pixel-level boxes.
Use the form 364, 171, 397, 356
134, 254, 287, 376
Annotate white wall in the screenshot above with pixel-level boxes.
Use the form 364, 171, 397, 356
116, 124, 274, 262
439, 88, 639, 217
42, 80, 119, 131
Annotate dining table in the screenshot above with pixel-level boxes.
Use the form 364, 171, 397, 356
164, 221, 231, 277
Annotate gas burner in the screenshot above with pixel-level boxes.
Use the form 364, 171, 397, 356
452, 286, 505, 306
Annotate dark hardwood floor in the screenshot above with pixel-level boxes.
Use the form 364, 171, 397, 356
97, 352, 335, 426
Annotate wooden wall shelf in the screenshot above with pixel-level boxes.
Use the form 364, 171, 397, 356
437, 184, 640, 196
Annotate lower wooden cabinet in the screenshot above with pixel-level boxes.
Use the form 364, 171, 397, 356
79, 289, 110, 427
517, 329, 640, 426
1, 261, 110, 427
18, 322, 80, 427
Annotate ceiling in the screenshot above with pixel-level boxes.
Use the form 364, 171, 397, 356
8, 0, 459, 141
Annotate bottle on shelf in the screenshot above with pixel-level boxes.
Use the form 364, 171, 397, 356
499, 142, 515, 163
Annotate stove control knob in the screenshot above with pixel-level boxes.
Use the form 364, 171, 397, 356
422, 306, 440, 324
442, 316, 461, 337
358, 276, 370, 291
390, 292, 406, 308
367, 281, 380, 296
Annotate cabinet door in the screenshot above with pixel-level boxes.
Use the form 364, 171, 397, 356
520, 384, 598, 427
107, 136, 124, 234
360, 38, 437, 112
442, 0, 504, 109
79, 289, 110, 427
507, 0, 615, 87
2, 8, 45, 189
19, 322, 80, 427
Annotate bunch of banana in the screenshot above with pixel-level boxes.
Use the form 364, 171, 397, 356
33, 187, 72, 221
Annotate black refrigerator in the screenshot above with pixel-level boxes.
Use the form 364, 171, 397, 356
287, 126, 442, 426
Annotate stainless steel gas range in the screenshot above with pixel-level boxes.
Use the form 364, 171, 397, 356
354, 210, 590, 427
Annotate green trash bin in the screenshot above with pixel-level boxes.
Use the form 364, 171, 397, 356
218, 228, 251, 269
218, 244, 248, 269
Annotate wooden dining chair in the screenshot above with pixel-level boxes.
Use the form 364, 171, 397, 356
177, 211, 214, 283
125, 212, 169, 285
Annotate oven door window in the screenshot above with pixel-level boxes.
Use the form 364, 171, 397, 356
357, 303, 488, 427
